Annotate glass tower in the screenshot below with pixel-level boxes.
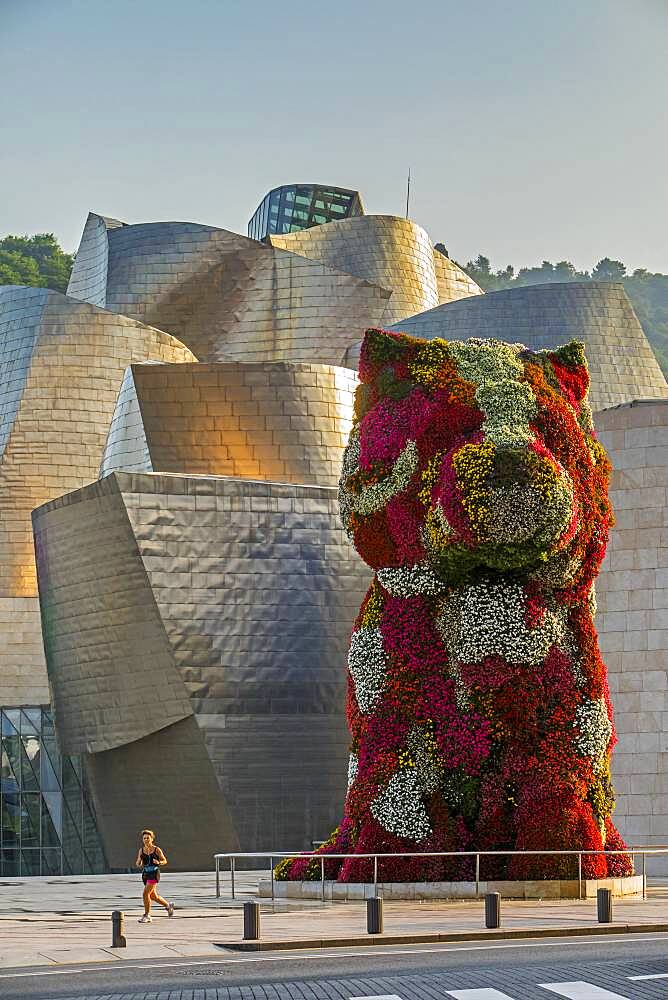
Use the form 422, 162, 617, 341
248, 184, 364, 241
0, 706, 107, 876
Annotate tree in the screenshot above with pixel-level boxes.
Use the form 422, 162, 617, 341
0, 249, 42, 286
592, 258, 626, 282
0, 233, 74, 293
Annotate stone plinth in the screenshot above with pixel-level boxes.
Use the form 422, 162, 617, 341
259, 876, 644, 900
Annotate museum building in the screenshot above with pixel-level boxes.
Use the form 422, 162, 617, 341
1, 185, 667, 873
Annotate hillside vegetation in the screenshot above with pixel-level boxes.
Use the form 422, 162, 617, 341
457, 254, 668, 378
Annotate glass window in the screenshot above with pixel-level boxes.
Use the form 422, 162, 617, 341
1, 790, 20, 844
1, 704, 107, 877
41, 848, 62, 876
20, 849, 41, 876
1, 849, 19, 876
21, 793, 40, 847
1, 710, 20, 737
21, 709, 41, 736
20, 736, 40, 792
42, 796, 61, 848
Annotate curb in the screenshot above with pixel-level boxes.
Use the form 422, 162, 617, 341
217, 922, 668, 951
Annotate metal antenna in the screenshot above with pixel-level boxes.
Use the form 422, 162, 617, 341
405, 168, 411, 219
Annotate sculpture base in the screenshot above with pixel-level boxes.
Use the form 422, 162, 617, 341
259, 875, 644, 901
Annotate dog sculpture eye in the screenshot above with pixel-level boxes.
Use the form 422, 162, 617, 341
278, 329, 631, 888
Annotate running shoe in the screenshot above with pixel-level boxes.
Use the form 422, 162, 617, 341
138, 914, 152, 923
167, 902, 175, 917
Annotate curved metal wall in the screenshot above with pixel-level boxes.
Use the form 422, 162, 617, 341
372, 281, 666, 413
432, 248, 484, 304
33, 473, 372, 857
0, 286, 195, 706
269, 215, 441, 326
101, 361, 357, 485
66, 212, 124, 307
67, 217, 391, 365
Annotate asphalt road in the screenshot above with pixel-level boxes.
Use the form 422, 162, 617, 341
0, 933, 667, 1000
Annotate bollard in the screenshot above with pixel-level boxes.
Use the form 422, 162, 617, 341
484, 892, 501, 929
367, 895, 384, 934
243, 900, 261, 940
597, 887, 613, 923
111, 910, 126, 948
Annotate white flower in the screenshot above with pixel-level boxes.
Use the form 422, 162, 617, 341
339, 427, 361, 535
475, 378, 536, 447
575, 698, 612, 761
448, 339, 525, 385
371, 769, 432, 841
347, 628, 387, 713
347, 752, 358, 789
437, 580, 569, 666
377, 562, 449, 598
351, 439, 419, 516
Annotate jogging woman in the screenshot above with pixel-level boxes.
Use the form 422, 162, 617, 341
135, 829, 174, 922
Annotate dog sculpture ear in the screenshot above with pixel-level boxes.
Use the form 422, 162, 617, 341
549, 340, 590, 405
552, 340, 587, 370
358, 327, 423, 384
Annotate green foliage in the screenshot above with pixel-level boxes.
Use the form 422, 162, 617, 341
0, 234, 74, 294
457, 252, 668, 378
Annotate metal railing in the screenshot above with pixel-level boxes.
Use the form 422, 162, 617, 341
214, 848, 668, 903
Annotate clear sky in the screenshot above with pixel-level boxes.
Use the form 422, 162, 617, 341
2, 0, 666, 273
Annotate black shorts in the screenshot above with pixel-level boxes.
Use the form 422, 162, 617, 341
142, 872, 160, 885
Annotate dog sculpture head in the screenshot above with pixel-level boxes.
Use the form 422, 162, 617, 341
339, 329, 611, 600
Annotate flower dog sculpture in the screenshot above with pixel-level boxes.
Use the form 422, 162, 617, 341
279, 329, 632, 883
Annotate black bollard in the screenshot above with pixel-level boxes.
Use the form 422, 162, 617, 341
485, 892, 501, 929
243, 900, 261, 940
367, 896, 384, 934
597, 887, 613, 923
111, 910, 126, 948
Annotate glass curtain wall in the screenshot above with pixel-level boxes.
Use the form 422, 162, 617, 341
248, 184, 363, 241
0, 707, 107, 876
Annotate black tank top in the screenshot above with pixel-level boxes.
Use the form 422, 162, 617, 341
141, 849, 159, 875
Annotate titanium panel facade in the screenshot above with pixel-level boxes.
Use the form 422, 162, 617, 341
432, 247, 485, 305
269, 215, 482, 329
342, 281, 667, 413
100, 361, 357, 485
33, 474, 372, 860
0, 286, 195, 706
67, 215, 391, 365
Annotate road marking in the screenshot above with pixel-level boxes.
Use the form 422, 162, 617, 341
628, 972, 668, 980
447, 991, 517, 999
539, 983, 631, 999
0, 934, 666, 979
350, 995, 405, 1000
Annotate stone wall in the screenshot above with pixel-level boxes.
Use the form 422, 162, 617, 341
596, 399, 668, 869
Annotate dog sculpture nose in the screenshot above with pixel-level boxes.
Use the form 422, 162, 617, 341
429, 436, 576, 574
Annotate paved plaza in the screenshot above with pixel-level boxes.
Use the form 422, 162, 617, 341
0, 871, 666, 970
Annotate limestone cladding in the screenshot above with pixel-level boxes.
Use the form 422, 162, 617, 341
67, 214, 391, 365
33, 473, 372, 862
0, 286, 195, 706
595, 399, 668, 867
343, 282, 667, 414
100, 361, 357, 486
